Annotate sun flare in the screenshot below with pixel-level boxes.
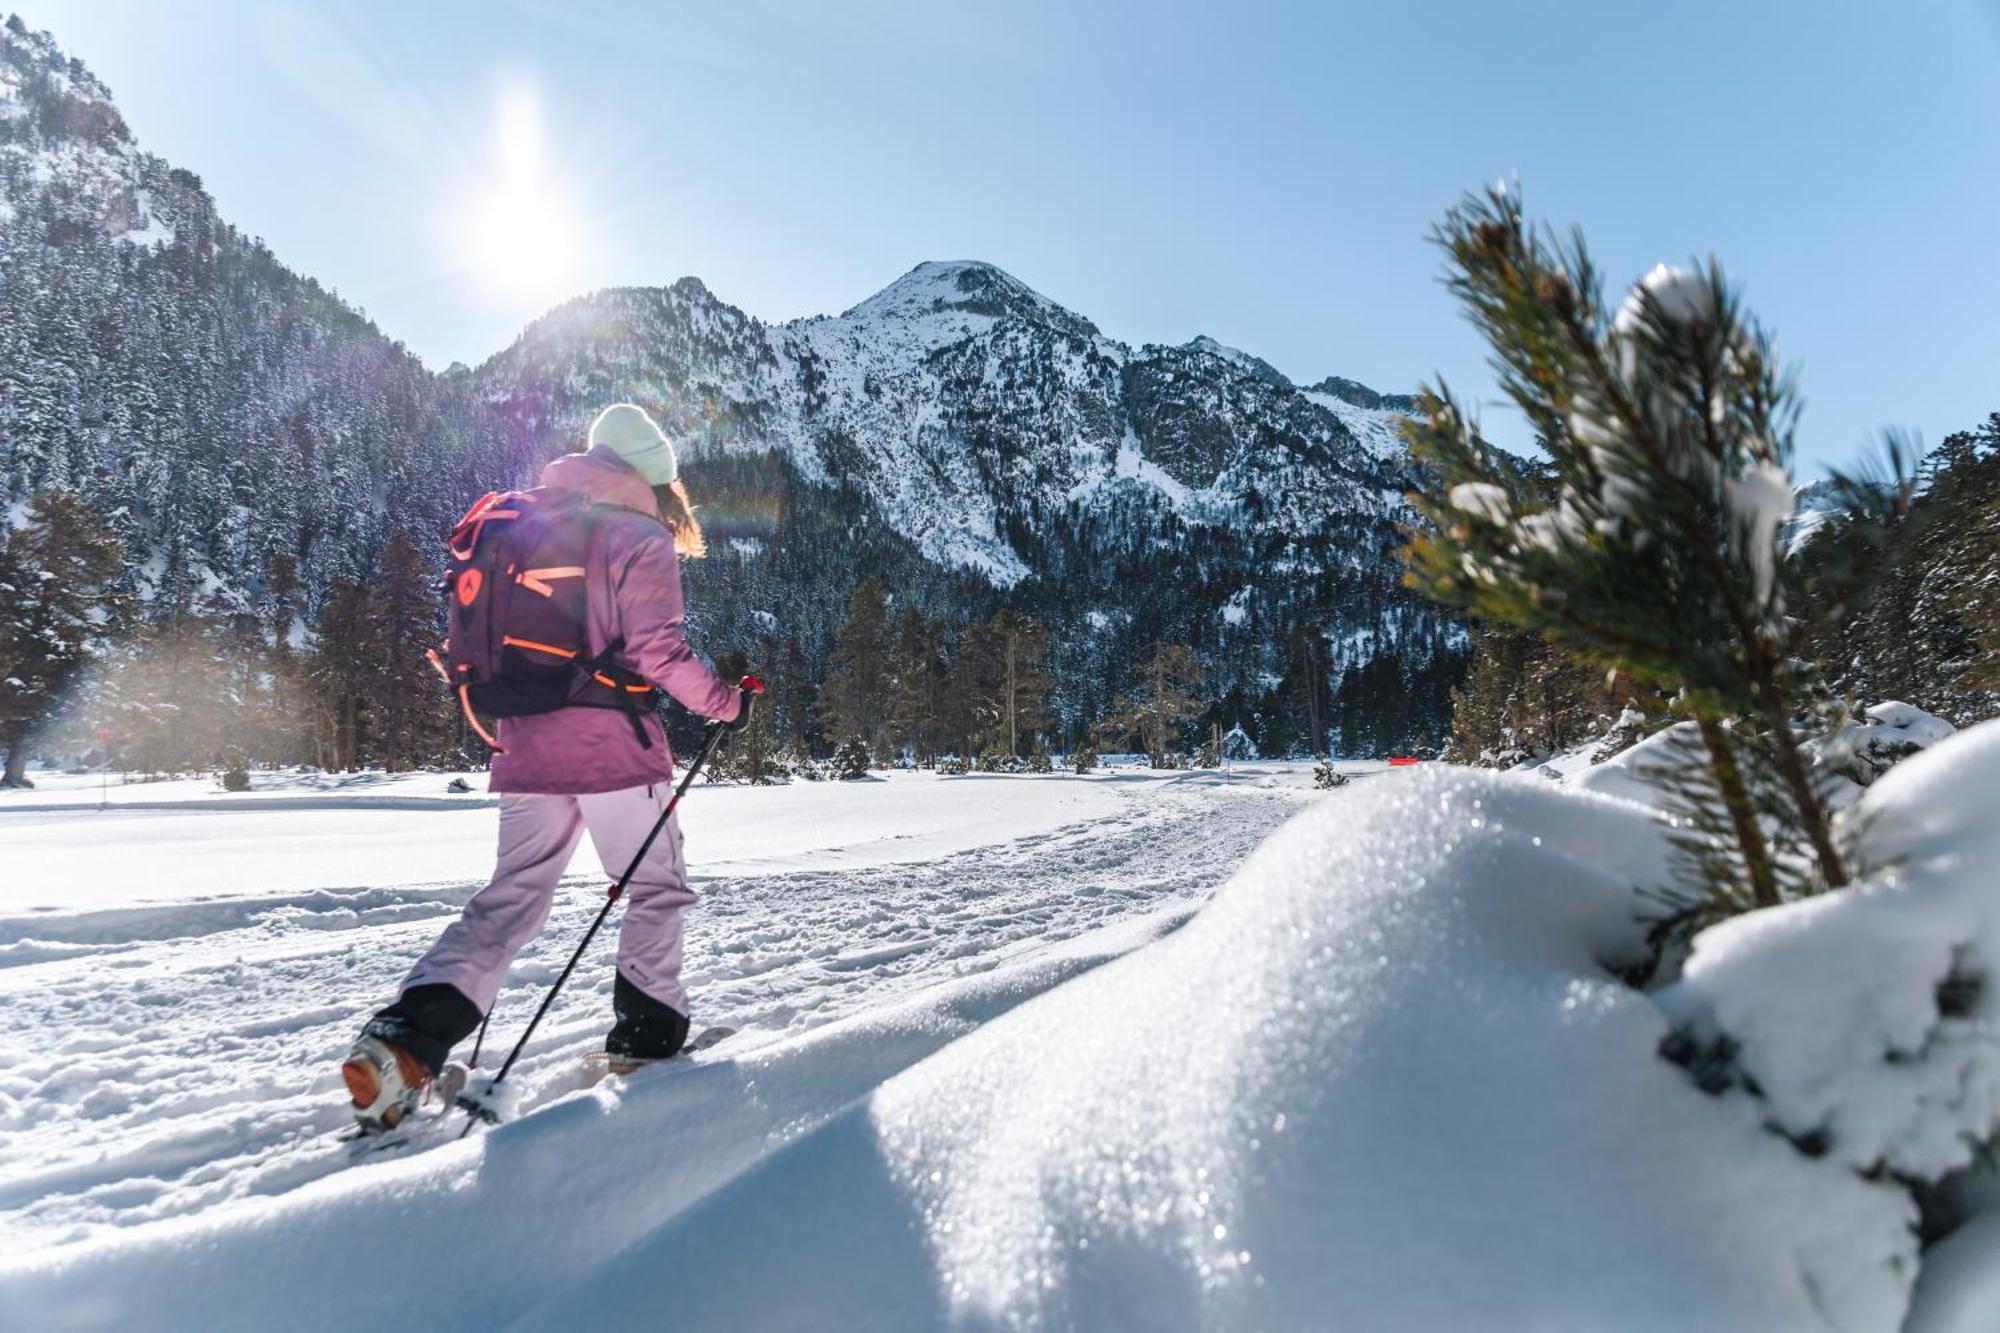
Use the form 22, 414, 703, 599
463, 79, 578, 304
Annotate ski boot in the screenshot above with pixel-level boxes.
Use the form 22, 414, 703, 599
340, 1035, 431, 1133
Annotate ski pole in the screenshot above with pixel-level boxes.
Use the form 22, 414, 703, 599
457, 679, 759, 1136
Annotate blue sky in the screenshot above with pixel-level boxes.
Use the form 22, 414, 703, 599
15, 0, 2000, 472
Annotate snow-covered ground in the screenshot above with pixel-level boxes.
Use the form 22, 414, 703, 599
0, 761, 1349, 1302
1, 764, 1166, 912
7, 730, 2000, 1332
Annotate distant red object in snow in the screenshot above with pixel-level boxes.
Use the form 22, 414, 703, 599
1387, 756, 1420, 767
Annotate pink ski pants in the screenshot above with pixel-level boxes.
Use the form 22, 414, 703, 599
402, 785, 696, 1016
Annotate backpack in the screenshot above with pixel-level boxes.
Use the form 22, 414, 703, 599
430, 488, 661, 752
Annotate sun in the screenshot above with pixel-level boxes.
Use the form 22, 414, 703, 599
462, 80, 579, 305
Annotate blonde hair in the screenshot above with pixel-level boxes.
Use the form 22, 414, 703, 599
653, 478, 707, 558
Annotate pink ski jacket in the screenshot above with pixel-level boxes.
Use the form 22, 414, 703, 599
487, 446, 741, 794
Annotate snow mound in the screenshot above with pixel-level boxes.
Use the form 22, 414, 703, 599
1571, 718, 1695, 809
516, 768, 1898, 1330
1569, 702, 1957, 816
1659, 721, 2000, 1331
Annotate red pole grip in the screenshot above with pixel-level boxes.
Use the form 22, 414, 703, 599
739, 674, 767, 695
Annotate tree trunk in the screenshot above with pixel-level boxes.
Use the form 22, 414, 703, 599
2, 743, 31, 788
1304, 633, 1325, 757
1005, 633, 1017, 757
1695, 712, 1780, 908
1756, 692, 1849, 888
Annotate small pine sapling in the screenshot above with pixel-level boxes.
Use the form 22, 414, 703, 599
1403, 186, 1849, 909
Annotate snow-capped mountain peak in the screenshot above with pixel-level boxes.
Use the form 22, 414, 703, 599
839, 260, 1097, 339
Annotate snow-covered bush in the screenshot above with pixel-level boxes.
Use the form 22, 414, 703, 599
831, 737, 872, 780
1070, 746, 1097, 774
1654, 721, 2000, 1331
976, 741, 1022, 773
1026, 746, 1053, 774
1312, 759, 1348, 789
1812, 700, 1957, 799
1590, 703, 1651, 763
937, 753, 970, 776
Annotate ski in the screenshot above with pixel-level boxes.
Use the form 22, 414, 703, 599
582, 1024, 738, 1079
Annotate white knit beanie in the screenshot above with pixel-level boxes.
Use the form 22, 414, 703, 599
588, 403, 679, 485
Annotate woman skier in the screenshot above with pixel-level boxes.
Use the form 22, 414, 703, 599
341, 403, 753, 1131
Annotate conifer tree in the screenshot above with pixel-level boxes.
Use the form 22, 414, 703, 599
987, 608, 1053, 758
1446, 621, 1610, 766
1287, 626, 1332, 758
1796, 419, 1997, 721
310, 582, 375, 771
886, 607, 948, 767
715, 647, 780, 782
944, 616, 1003, 759
819, 576, 893, 755
0, 489, 127, 785
1097, 641, 1204, 767
367, 530, 452, 770
104, 619, 237, 775
1403, 187, 1847, 905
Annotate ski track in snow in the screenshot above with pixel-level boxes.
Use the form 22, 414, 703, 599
0, 772, 1307, 1254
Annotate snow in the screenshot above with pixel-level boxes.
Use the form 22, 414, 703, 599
1656, 722, 2000, 1329
838, 260, 1066, 332
1066, 422, 1210, 514
1219, 585, 1250, 626
1112, 423, 1195, 504
1572, 719, 1695, 809
1615, 262, 1715, 335
515, 766, 1900, 1330
1912, 1209, 2000, 1333
1724, 458, 1795, 609
0, 764, 1331, 1291
1862, 699, 1958, 748
1183, 334, 1284, 385
1787, 502, 1836, 555
1448, 480, 1512, 523
110, 189, 174, 249
0, 767, 1131, 914
8, 724, 2000, 1327
1301, 389, 1415, 462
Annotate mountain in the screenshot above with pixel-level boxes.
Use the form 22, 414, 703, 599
0, 15, 501, 621
0, 17, 1460, 756
474, 265, 1458, 749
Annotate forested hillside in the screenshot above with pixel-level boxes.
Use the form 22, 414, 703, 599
0, 17, 1459, 779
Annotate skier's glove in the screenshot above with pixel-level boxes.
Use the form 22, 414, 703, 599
712, 675, 765, 732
